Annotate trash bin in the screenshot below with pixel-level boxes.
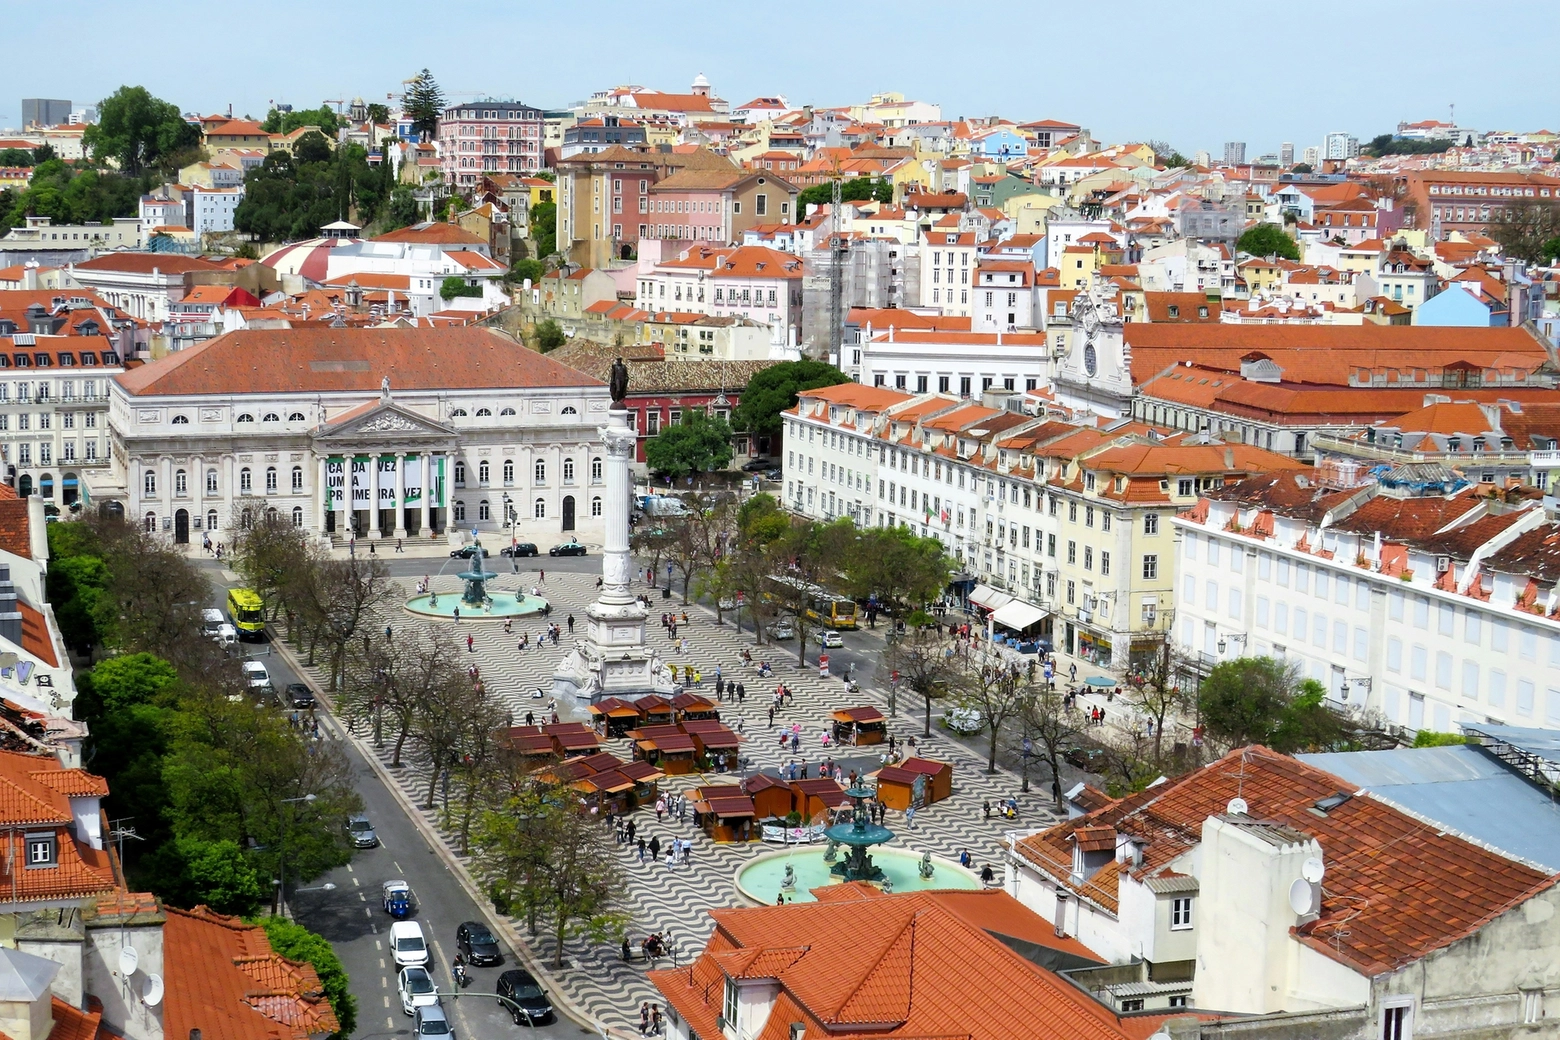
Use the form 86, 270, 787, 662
662, 588, 671, 599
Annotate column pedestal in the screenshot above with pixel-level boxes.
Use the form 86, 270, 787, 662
554, 405, 671, 705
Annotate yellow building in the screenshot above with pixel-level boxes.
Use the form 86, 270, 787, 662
1003, 192, 1064, 236
1238, 256, 1284, 293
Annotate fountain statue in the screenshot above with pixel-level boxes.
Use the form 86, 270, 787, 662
402, 534, 549, 621
918, 851, 935, 880
780, 863, 796, 890
457, 540, 497, 606
822, 838, 840, 863
822, 784, 897, 884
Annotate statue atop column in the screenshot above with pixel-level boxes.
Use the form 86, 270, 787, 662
608, 357, 629, 407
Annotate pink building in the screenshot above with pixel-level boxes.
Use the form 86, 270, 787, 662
439, 100, 545, 188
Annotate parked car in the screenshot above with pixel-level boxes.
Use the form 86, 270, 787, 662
499, 543, 539, 558
456, 921, 502, 966
1064, 744, 1110, 772
285, 682, 315, 709
496, 968, 554, 1025
414, 1003, 452, 1040
740, 457, 772, 472
201, 608, 225, 636
347, 814, 379, 849
549, 540, 587, 557
398, 966, 439, 1016
391, 921, 430, 968
449, 545, 483, 559
240, 660, 272, 694
213, 623, 238, 649
762, 468, 783, 481
814, 629, 844, 649
768, 619, 796, 640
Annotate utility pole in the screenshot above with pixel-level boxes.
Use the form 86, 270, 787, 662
827, 170, 845, 365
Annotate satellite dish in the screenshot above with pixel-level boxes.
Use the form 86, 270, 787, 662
142, 974, 164, 1007
1226, 797, 1249, 816
1302, 857, 1325, 883
118, 946, 139, 977
1288, 878, 1315, 916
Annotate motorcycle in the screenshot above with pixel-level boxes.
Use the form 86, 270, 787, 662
452, 961, 472, 989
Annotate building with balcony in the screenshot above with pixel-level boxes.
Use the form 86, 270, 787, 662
438, 100, 545, 188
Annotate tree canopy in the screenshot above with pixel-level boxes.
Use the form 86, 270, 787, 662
235, 139, 392, 241
732, 360, 850, 437
83, 85, 199, 174
402, 69, 445, 141
842, 526, 951, 615
535, 319, 566, 353
1235, 222, 1300, 261
1197, 656, 1345, 754
796, 177, 892, 215
3, 159, 143, 229
262, 106, 342, 138
1489, 200, 1560, 263
644, 409, 734, 479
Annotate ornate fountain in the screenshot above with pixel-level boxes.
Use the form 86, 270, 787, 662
457, 539, 498, 606
823, 784, 898, 883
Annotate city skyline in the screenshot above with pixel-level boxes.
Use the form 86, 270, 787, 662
9, 0, 1557, 153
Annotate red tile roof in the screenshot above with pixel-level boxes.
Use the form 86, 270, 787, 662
1017, 746, 1558, 976
164, 905, 340, 1040
371, 222, 487, 246
0, 751, 116, 901
116, 328, 601, 397
72, 254, 229, 275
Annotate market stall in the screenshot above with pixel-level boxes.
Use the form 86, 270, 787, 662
690, 785, 758, 842
587, 697, 643, 738
831, 706, 887, 746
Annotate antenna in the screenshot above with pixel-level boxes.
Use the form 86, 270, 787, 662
1226, 797, 1248, 816
1302, 857, 1325, 883
118, 946, 139, 977
1288, 877, 1316, 916
142, 974, 164, 1007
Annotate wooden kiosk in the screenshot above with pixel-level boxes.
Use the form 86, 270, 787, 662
690, 784, 758, 842
743, 773, 794, 821
831, 706, 887, 746
789, 777, 847, 820
631, 724, 699, 774
671, 692, 720, 722
875, 756, 953, 810
587, 698, 642, 739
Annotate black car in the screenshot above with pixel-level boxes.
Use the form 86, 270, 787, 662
449, 545, 482, 559
285, 682, 316, 709
1064, 744, 1109, 772
740, 457, 772, 472
763, 468, 783, 481
499, 543, 539, 558
548, 540, 587, 557
456, 921, 502, 966
496, 968, 552, 1024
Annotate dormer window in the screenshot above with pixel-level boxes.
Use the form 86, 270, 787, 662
26, 832, 56, 867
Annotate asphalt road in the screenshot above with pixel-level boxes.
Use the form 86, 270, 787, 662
196, 561, 592, 1040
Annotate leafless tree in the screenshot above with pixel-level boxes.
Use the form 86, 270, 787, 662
1018, 682, 1088, 813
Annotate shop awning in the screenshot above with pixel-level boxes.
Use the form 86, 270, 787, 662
969, 584, 1013, 610
991, 600, 1049, 632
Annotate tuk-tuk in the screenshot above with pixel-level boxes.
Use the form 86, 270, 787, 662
382, 880, 412, 918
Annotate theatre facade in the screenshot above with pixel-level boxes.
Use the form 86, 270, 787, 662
87, 326, 611, 545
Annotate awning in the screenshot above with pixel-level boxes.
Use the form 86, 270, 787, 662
969, 584, 1013, 610
991, 600, 1050, 632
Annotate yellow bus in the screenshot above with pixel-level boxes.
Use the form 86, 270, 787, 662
226, 588, 266, 640
766, 576, 859, 630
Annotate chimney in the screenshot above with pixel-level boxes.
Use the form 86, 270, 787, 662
0, 566, 21, 649
789, 1024, 805, 1040
1053, 889, 1070, 938
1224, 447, 1234, 469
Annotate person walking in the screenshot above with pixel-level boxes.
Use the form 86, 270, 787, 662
649, 836, 661, 861
452, 605, 460, 624
567, 614, 575, 633
655, 797, 666, 822
637, 837, 647, 864
396, 537, 404, 553
466, 633, 475, 653
639, 1004, 650, 1036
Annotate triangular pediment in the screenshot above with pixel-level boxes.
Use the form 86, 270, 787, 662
312, 401, 456, 443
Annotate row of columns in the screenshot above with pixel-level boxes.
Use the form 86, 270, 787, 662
317, 450, 449, 540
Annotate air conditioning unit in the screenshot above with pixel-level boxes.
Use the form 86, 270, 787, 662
1435, 556, 1452, 574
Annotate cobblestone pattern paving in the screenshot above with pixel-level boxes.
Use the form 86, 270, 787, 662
297, 570, 1063, 1030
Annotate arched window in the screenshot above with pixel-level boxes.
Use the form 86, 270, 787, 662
239, 467, 252, 493
534, 459, 546, 484
503, 459, 514, 484
591, 457, 603, 481
561, 405, 578, 415
479, 500, 491, 520
591, 496, 603, 517
454, 461, 466, 486
291, 506, 304, 527
262, 413, 280, 422
206, 509, 219, 531
288, 412, 306, 422
265, 506, 278, 523
206, 469, 218, 495
265, 466, 277, 493
240, 509, 252, 530
144, 511, 157, 533
500, 407, 516, 416
175, 469, 187, 495
143, 470, 156, 496
236, 413, 254, 423
476, 407, 492, 417
291, 466, 303, 493
451, 408, 468, 417
534, 498, 546, 519
454, 500, 466, 522
171, 415, 190, 424
562, 458, 575, 483
478, 461, 490, 485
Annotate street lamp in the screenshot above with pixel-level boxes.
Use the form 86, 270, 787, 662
502, 494, 518, 572
276, 793, 317, 919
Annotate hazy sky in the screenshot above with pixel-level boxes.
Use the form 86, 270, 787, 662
11, 0, 1557, 154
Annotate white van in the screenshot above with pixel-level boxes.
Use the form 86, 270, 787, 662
201, 608, 226, 636
391, 921, 429, 968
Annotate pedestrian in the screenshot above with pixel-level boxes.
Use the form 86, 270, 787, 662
466, 633, 475, 653
1069, 662, 1078, 682
525, 711, 535, 726
369, 540, 376, 556
716, 676, 725, 699
768, 706, 775, 727
385, 624, 393, 642
639, 1003, 650, 1036
664, 849, 675, 869
655, 796, 666, 822
906, 805, 916, 829
567, 613, 576, 632
637, 838, 647, 864
649, 836, 661, 860
452, 605, 460, 623
396, 537, 404, 553
737, 682, 745, 702
983, 799, 991, 820
651, 1007, 663, 1035
626, 819, 637, 842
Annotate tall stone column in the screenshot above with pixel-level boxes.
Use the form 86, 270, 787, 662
369, 453, 383, 539
393, 452, 407, 538
420, 453, 433, 536
316, 456, 329, 535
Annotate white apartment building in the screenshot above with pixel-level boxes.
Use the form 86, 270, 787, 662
190, 185, 243, 237
861, 326, 1053, 400
971, 260, 1038, 331
918, 229, 976, 316
1174, 470, 1560, 733
634, 243, 803, 353
0, 337, 122, 504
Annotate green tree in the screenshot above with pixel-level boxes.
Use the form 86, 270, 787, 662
1489, 201, 1560, 263
175, 837, 264, 915
732, 360, 849, 438
381, 185, 420, 231
843, 526, 951, 618
31, 143, 56, 165
1292, 162, 1313, 174
257, 916, 357, 1038
84, 85, 198, 174
235, 138, 392, 241
1235, 222, 1300, 261
0, 149, 33, 167
402, 69, 445, 141
644, 410, 734, 479
536, 319, 566, 353
365, 103, 390, 125
529, 199, 557, 258
47, 554, 111, 654
1197, 657, 1344, 754
885, 612, 956, 736
508, 257, 544, 284
262, 107, 342, 138
1413, 730, 1467, 747
795, 177, 891, 215
439, 276, 482, 300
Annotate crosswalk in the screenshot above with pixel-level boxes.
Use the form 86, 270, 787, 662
287, 571, 1063, 1030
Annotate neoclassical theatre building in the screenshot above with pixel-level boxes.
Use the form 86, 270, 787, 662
87, 327, 611, 545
